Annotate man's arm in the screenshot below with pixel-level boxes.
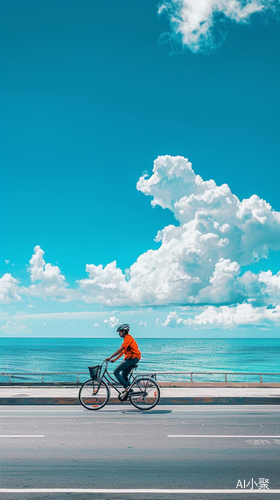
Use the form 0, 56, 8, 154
105, 347, 123, 362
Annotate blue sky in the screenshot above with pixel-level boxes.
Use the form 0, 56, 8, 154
0, 0, 280, 337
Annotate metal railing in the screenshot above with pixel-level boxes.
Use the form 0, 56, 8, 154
155, 371, 280, 384
1, 371, 280, 384
1, 372, 90, 384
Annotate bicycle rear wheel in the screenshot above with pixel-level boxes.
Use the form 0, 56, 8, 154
79, 378, 109, 410
129, 377, 160, 411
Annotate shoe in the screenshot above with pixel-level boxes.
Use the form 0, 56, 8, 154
118, 388, 130, 402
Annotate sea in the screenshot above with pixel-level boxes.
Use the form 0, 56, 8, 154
1, 337, 279, 384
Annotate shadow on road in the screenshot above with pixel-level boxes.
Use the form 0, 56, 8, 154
121, 409, 172, 414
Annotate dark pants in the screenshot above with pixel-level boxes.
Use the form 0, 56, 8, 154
113, 357, 139, 388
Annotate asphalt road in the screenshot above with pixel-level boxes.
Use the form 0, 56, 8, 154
1, 405, 280, 500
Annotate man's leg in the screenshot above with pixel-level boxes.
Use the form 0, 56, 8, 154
114, 358, 139, 389
122, 358, 139, 386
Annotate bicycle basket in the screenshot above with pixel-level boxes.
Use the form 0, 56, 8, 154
88, 365, 101, 379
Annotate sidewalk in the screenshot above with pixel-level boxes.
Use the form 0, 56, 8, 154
1, 385, 279, 405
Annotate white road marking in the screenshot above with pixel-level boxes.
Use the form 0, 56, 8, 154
0, 489, 279, 494
1, 405, 280, 409
0, 406, 280, 412
0, 435, 44, 438
168, 435, 280, 438
171, 408, 280, 412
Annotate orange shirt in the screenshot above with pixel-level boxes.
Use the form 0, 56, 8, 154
121, 334, 141, 360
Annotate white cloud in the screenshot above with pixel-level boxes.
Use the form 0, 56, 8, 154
104, 315, 119, 328
0, 274, 22, 304
0, 320, 33, 334
258, 270, 280, 298
138, 156, 280, 265
185, 303, 280, 327
2, 155, 280, 325
129, 155, 280, 306
161, 303, 280, 328
161, 311, 188, 327
78, 261, 127, 305
197, 257, 243, 304
93, 322, 99, 327
158, 0, 277, 52
139, 320, 147, 327
28, 246, 80, 301
5, 260, 9, 265
75, 155, 280, 309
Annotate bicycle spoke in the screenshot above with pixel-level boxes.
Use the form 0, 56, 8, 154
79, 378, 109, 411
144, 378, 149, 393
135, 379, 142, 391
129, 377, 160, 411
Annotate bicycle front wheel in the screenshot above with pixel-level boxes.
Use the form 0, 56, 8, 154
129, 377, 160, 411
79, 378, 110, 410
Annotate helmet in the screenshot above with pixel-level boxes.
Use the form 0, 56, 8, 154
116, 323, 130, 333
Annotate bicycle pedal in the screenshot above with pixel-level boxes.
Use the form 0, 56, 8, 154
118, 394, 128, 402
118, 392, 129, 402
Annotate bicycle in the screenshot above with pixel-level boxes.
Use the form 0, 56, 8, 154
79, 360, 160, 411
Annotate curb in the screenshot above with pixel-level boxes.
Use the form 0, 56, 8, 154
1, 397, 280, 405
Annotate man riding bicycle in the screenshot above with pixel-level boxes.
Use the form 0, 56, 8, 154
105, 323, 141, 400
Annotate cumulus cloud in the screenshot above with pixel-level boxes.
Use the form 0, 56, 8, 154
197, 258, 241, 304
75, 155, 280, 309
0, 320, 33, 334
28, 246, 79, 301
104, 315, 120, 328
131, 155, 280, 306
158, 0, 277, 52
161, 303, 280, 328
258, 270, 280, 298
161, 310, 188, 327
2, 155, 280, 326
78, 261, 127, 305
137, 156, 280, 265
0, 274, 22, 303
186, 303, 280, 327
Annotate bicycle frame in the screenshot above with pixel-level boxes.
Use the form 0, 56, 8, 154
95, 360, 139, 395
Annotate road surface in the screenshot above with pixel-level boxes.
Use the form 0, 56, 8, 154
1, 405, 280, 499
